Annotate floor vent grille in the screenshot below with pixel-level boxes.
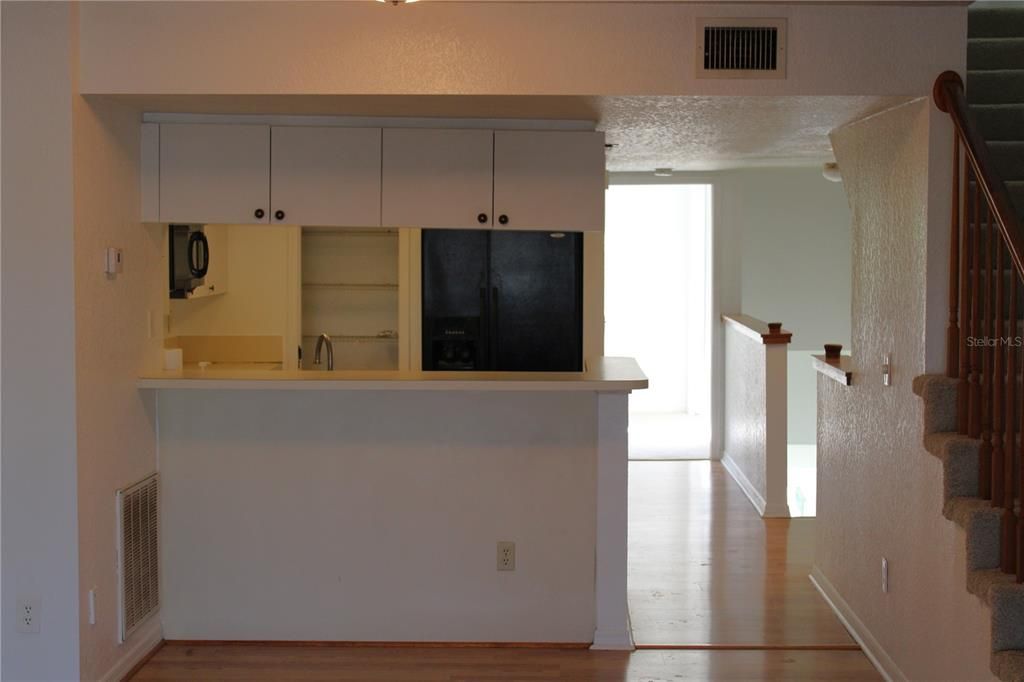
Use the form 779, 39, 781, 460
697, 18, 787, 79
117, 473, 159, 642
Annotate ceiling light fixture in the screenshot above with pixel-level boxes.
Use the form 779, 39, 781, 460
822, 162, 842, 183
376, 0, 418, 4
654, 168, 673, 177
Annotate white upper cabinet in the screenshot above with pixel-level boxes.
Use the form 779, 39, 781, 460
381, 129, 494, 230
270, 127, 382, 228
159, 124, 270, 225
493, 131, 606, 232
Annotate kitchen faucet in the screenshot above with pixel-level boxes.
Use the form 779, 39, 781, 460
314, 333, 334, 371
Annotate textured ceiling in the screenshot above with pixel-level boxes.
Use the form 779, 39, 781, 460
596, 95, 913, 171
112, 93, 912, 171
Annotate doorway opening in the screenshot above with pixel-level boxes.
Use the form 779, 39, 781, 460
605, 182, 712, 460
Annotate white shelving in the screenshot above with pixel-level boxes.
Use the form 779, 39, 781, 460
301, 229, 400, 370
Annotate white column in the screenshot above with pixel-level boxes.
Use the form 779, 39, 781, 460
591, 391, 633, 650
763, 343, 790, 517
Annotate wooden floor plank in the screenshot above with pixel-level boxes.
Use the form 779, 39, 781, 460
131, 645, 879, 681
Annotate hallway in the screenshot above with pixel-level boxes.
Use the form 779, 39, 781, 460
628, 461, 858, 649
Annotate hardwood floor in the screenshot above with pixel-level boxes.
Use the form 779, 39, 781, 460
133, 644, 879, 681
628, 461, 856, 648
131, 461, 877, 680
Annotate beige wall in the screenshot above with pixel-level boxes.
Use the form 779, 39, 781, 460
73, 96, 166, 681
78, 2, 966, 98
733, 167, 853, 444
816, 99, 993, 680
1, 2, 82, 679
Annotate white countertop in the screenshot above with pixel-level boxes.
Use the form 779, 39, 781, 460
137, 356, 648, 393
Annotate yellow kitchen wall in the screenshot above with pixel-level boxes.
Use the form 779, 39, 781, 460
168, 225, 298, 345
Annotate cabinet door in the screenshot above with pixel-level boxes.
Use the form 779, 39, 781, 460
271, 127, 382, 228
381, 129, 494, 229
493, 131, 606, 232
160, 124, 270, 225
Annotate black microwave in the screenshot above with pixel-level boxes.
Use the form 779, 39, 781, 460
168, 224, 210, 299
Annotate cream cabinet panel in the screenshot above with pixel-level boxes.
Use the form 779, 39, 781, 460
381, 129, 494, 230
493, 131, 606, 232
159, 124, 270, 225
271, 127, 382, 228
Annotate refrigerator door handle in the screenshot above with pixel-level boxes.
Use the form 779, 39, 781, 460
490, 286, 499, 369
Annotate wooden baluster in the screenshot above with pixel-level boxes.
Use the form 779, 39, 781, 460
970, 165, 983, 440
993, 234, 1005, 510
960, 146, 972, 435
981, 203, 994, 500
1004, 273, 1018, 573
948, 136, 961, 379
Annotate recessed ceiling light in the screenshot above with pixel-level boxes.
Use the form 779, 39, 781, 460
377, 0, 418, 4
654, 168, 673, 177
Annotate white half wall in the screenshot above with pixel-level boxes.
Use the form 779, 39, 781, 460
721, 321, 789, 517
157, 390, 599, 643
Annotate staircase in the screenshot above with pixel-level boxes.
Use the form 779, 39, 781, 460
968, 3, 1024, 223
914, 375, 1024, 681
914, 6, 1024, 681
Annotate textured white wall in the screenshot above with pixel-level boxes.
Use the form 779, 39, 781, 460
733, 167, 853, 444
1, 3, 81, 679
73, 97, 167, 680
816, 99, 993, 680
77, 2, 966, 98
157, 390, 598, 642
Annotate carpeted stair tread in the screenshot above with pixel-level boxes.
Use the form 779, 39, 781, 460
989, 142, 1024, 180
969, 70, 1024, 105
970, 103, 1024, 141
970, 37, 1024, 70
968, 567, 1017, 604
916, 375, 958, 434
992, 581, 1024, 651
971, 6, 1024, 39
923, 431, 980, 501
945, 496, 1003, 569
993, 650, 1024, 682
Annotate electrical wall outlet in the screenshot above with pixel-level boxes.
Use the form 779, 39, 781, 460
16, 598, 40, 634
882, 557, 889, 593
497, 541, 516, 571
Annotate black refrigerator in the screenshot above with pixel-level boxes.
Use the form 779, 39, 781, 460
422, 229, 583, 372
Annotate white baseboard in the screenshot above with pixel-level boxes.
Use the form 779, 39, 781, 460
100, 615, 163, 682
721, 453, 766, 515
721, 453, 790, 517
809, 567, 905, 682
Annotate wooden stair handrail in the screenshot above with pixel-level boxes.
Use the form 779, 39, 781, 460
934, 71, 1024, 279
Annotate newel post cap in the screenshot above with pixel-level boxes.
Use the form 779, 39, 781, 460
824, 343, 843, 360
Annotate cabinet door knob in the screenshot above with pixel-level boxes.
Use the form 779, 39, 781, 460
498, 214, 509, 225
275, 210, 286, 221
254, 208, 265, 219
477, 213, 488, 224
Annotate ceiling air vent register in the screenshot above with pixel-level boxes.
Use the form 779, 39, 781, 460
117, 473, 159, 642
697, 18, 787, 79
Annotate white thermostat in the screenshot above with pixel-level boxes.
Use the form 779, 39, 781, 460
105, 247, 124, 275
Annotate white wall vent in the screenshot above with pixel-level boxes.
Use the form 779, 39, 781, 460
117, 473, 159, 642
696, 18, 787, 79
